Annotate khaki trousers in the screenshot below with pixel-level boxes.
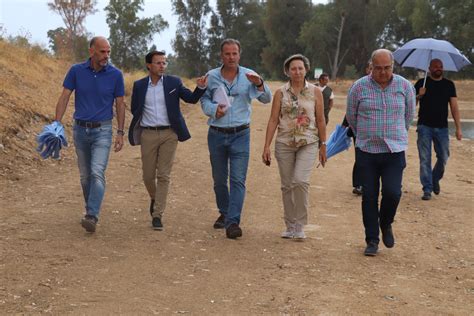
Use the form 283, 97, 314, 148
140, 128, 178, 218
275, 141, 318, 228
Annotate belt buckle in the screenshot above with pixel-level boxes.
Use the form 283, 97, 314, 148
85, 122, 93, 128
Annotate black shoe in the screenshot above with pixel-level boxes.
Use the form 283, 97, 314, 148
433, 181, 440, 195
152, 217, 163, 230
364, 241, 378, 256
226, 223, 242, 239
81, 215, 98, 233
422, 192, 432, 200
213, 214, 225, 229
149, 199, 155, 216
352, 186, 363, 195
381, 225, 395, 248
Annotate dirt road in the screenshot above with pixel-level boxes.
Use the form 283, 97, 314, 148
1, 83, 473, 314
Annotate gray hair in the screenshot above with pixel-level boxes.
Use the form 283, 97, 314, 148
370, 49, 394, 64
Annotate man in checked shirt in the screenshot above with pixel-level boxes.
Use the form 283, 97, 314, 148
346, 49, 416, 256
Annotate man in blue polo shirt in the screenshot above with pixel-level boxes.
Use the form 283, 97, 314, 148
54, 36, 125, 233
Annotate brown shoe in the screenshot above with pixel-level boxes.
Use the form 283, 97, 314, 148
81, 215, 98, 233
226, 223, 242, 239
213, 214, 225, 229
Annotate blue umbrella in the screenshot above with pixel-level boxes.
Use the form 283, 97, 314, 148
393, 38, 471, 87
326, 124, 352, 160
36, 121, 68, 159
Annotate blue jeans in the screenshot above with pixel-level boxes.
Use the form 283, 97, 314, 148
73, 122, 113, 219
356, 149, 406, 244
416, 125, 450, 193
208, 127, 250, 228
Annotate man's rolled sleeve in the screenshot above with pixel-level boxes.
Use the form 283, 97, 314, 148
250, 83, 272, 104
200, 89, 218, 119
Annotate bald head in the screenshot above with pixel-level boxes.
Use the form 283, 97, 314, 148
371, 49, 394, 65
370, 49, 394, 87
88, 36, 111, 70
89, 36, 109, 48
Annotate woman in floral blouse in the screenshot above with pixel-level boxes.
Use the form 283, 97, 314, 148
262, 54, 327, 239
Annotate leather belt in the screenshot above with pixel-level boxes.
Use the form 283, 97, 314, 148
142, 126, 171, 130
210, 124, 250, 134
75, 120, 102, 128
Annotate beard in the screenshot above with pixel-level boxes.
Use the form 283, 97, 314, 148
431, 70, 443, 79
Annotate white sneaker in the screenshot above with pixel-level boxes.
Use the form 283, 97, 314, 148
294, 224, 306, 240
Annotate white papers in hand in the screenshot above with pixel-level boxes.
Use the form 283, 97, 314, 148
213, 85, 231, 112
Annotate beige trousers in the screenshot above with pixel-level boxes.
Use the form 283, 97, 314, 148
140, 128, 178, 218
275, 141, 318, 228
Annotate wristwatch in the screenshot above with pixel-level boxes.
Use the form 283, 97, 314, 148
117, 129, 125, 136
320, 141, 327, 145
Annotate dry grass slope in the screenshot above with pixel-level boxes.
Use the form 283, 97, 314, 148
0, 40, 71, 177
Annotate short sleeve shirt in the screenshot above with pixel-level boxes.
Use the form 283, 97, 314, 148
63, 59, 125, 121
414, 77, 456, 128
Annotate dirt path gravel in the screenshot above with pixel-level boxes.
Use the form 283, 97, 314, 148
1, 83, 473, 314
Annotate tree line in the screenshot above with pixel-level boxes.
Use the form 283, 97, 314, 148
46, 0, 473, 79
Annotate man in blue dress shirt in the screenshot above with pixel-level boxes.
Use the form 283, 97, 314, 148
54, 36, 125, 233
201, 38, 272, 239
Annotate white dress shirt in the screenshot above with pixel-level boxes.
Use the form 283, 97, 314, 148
140, 77, 171, 127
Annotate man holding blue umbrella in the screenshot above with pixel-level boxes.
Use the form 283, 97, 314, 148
415, 59, 462, 201
346, 49, 416, 256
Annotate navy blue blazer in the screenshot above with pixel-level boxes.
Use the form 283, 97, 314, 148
128, 75, 206, 145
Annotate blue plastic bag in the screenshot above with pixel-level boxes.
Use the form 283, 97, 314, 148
36, 121, 68, 159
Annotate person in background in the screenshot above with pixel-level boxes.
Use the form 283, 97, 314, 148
346, 49, 415, 256
414, 58, 462, 201
200, 38, 272, 239
317, 73, 334, 124
128, 51, 207, 230
262, 54, 327, 239
54, 36, 125, 233
342, 61, 373, 196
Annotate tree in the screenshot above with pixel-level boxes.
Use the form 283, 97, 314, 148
47, 27, 89, 60
48, 0, 97, 61
329, 11, 348, 80
298, 3, 336, 78
105, 0, 168, 71
207, 0, 268, 73
262, 0, 312, 79
300, 0, 398, 78
435, 0, 474, 78
172, 0, 211, 77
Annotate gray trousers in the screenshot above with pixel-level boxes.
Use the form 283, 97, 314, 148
275, 141, 318, 228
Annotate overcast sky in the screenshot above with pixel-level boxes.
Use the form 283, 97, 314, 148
1, 0, 327, 54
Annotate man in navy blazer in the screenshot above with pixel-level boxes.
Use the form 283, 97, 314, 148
128, 50, 207, 230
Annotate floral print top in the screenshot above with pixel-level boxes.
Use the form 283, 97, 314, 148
276, 81, 319, 147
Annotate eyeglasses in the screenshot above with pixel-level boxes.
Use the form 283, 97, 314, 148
151, 61, 167, 66
373, 65, 393, 72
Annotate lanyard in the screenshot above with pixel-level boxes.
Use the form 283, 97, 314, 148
221, 68, 239, 96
